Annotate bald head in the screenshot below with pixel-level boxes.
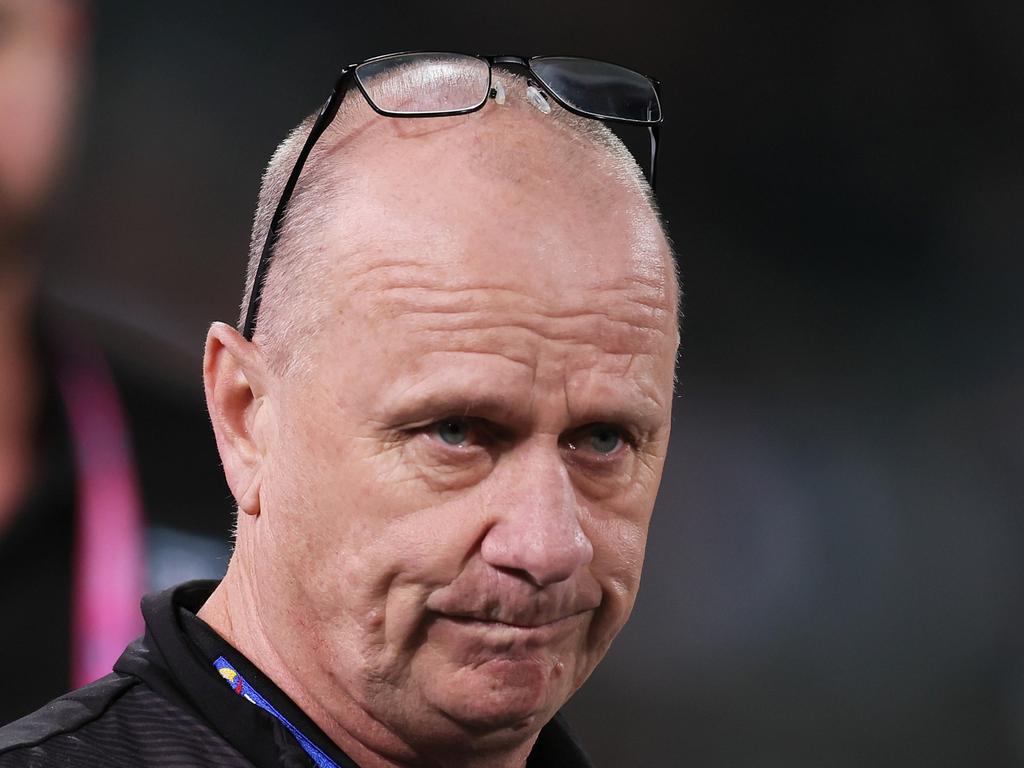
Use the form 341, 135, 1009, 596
240, 68, 677, 374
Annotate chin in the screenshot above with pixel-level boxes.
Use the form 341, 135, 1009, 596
428, 656, 570, 735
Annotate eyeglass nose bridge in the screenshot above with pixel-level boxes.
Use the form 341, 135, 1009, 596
486, 56, 532, 101
489, 55, 530, 67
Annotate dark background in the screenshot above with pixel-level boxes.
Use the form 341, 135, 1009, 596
43, 1, 1024, 765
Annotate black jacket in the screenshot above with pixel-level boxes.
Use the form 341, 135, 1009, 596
0, 581, 593, 767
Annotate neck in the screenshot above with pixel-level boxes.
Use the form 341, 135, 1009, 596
0, 268, 39, 537
199, 545, 536, 768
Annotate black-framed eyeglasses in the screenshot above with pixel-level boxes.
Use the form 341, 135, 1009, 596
242, 51, 664, 340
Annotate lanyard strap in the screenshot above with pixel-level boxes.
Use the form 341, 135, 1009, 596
56, 342, 145, 688
214, 657, 351, 768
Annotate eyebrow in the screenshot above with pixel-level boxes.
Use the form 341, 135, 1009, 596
374, 389, 526, 430
372, 382, 665, 436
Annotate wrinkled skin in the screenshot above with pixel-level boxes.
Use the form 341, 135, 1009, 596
202, 98, 679, 768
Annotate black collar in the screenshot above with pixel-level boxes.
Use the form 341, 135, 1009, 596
114, 581, 593, 768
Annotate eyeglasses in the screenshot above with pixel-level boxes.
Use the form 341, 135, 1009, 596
242, 51, 664, 340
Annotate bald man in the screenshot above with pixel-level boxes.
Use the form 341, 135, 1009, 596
0, 54, 678, 768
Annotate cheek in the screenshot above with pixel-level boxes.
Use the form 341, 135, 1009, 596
593, 512, 649, 587
261, 412, 487, 628
583, 505, 653, 651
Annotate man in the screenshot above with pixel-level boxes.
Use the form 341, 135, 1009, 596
0, 0, 231, 724
0, 53, 679, 767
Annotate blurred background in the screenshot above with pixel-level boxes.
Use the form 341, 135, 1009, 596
7, 0, 1023, 765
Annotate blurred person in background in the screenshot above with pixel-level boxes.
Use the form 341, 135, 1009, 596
0, 0, 232, 725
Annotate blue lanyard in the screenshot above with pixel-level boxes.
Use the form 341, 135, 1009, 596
213, 656, 351, 768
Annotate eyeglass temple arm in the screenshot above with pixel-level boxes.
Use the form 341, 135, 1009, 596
649, 124, 660, 189
648, 77, 661, 189
242, 72, 353, 340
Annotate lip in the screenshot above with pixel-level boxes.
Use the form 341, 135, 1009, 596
440, 611, 586, 629
431, 610, 591, 645
425, 585, 602, 629
424, 567, 604, 646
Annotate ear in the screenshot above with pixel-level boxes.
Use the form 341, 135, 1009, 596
203, 322, 270, 517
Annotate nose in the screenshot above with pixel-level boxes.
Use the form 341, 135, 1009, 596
479, 446, 594, 587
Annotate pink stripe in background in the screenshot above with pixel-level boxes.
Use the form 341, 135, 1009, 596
57, 345, 145, 689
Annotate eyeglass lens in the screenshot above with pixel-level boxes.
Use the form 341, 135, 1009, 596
529, 57, 661, 124
355, 53, 491, 115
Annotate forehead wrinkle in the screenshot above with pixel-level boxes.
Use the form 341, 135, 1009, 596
329, 272, 678, 367
404, 318, 667, 361
347, 269, 673, 330
377, 316, 669, 421
345, 274, 672, 415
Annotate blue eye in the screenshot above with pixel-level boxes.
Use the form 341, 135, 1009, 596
588, 425, 624, 454
435, 419, 471, 446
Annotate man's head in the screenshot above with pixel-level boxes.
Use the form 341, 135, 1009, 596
204, 65, 679, 763
0, 0, 85, 260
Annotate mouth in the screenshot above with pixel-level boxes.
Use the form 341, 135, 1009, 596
438, 610, 590, 630
423, 571, 604, 653
430, 610, 592, 648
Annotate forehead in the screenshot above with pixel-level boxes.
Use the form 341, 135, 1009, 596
318, 102, 675, 319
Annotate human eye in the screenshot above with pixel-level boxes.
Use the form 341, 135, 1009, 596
421, 416, 503, 451
564, 423, 635, 460
429, 417, 476, 447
